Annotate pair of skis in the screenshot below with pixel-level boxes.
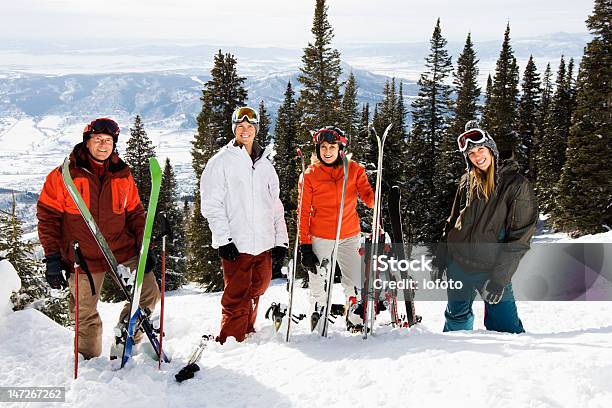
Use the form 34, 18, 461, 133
362, 124, 421, 338
62, 156, 168, 372
387, 186, 420, 327
362, 124, 392, 338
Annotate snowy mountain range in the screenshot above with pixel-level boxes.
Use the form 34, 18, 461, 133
0, 32, 590, 204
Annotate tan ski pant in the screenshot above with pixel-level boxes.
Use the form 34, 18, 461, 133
68, 256, 159, 359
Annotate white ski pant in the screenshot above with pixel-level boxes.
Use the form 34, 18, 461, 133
309, 235, 362, 310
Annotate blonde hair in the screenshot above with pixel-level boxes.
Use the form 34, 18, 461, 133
468, 159, 495, 202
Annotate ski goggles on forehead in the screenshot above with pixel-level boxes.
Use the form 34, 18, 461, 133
457, 128, 489, 152
312, 129, 347, 145
232, 107, 259, 124
85, 118, 120, 137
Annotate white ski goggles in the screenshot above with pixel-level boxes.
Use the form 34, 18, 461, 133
457, 128, 491, 152
232, 107, 259, 125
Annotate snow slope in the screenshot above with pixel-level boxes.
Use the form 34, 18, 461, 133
1, 267, 612, 407
0, 260, 21, 319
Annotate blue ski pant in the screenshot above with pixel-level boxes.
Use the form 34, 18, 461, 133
443, 261, 524, 334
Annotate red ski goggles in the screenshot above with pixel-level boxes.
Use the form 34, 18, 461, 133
312, 129, 347, 146
232, 107, 259, 124
457, 128, 490, 152
83, 118, 120, 138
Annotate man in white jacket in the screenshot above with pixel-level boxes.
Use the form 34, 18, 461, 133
200, 106, 289, 344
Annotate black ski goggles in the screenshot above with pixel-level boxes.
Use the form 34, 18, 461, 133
312, 129, 347, 146
457, 128, 490, 152
84, 118, 120, 138
232, 107, 259, 124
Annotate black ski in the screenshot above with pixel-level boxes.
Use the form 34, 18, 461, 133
387, 185, 421, 327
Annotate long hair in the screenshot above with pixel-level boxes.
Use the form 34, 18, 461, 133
468, 159, 495, 202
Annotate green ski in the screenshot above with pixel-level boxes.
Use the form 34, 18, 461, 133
121, 157, 162, 367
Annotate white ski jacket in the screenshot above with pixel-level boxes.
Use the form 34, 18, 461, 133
200, 140, 289, 255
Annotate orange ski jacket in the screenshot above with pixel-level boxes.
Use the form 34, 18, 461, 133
37, 143, 145, 273
298, 159, 374, 244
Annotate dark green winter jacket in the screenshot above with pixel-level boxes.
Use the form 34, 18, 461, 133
441, 159, 538, 286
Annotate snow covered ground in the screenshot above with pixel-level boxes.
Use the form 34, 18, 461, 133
1, 238, 612, 408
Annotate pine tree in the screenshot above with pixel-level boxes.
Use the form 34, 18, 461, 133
566, 58, 578, 123
517, 55, 541, 177
1, 192, 43, 308
1, 193, 69, 325
406, 18, 453, 243
351, 103, 372, 165
340, 72, 360, 141
555, 0, 612, 235
536, 56, 572, 214
434, 32, 481, 240
353, 103, 375, 231
297, 0, 343, 136
124, 115, 156, 208
274, 81, 300, 241
258, 100, 273, 148
273, 81, 302, 277
153, 158, 186, 291
481, 74, 493, 130
369, 79, 409, 236
188, 50, 247, 290
182, 199, 191, 231
533, 63, 553, 185
205, 50, 249, 146
373, 78, 407, 189
485, 23, 520, 156
396, 81, 409, 150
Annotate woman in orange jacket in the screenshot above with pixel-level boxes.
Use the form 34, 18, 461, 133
298, 126, 375, 332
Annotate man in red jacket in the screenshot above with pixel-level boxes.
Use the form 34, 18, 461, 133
37, 118, 159, 359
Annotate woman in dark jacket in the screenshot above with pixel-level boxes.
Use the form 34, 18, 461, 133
434, 121, 538, 333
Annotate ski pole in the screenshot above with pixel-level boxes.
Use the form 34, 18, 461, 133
286, 148, 306, 342
159, 234, 166, 370
72, 242, 80, 380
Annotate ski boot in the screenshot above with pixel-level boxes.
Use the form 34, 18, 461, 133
265, 302, 287, 333
310, 303, 325, 332
346, 296, 365, 334
110, 319, 128, 360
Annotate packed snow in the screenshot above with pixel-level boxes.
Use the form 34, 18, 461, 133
1, 229, 612, 407
0, 260, 21, 320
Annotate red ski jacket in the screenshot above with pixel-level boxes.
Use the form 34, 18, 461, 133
37, 143, 145, 273
299, 159, 374, 244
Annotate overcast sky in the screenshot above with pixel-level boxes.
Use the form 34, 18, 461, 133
1, 0, 593, 46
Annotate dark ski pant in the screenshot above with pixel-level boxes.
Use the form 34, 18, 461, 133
443, 261, 524, 334
68, 256, 160, 359
218, 251, 272, 344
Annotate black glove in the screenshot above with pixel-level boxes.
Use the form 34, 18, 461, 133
145, 250, 156, 274
430, 243, 448, 281
218, 242, 240, 262
44, 253, 69, 289
430, 256, 447, 281
271, 245, 288, 271
299, 244, 319, 270
481, 279, 505, 304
